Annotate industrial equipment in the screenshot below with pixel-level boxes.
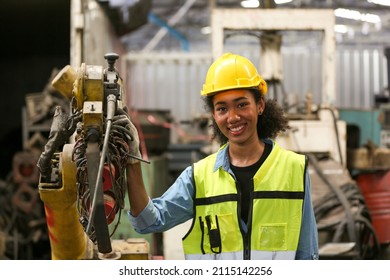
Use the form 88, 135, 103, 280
36, 53, 149, 260
337, 47, 390, 258
0, 150, 49, 260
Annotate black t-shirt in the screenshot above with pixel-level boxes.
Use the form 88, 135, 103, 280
230, 142, 271, 224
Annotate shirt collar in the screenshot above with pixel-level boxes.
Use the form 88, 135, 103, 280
213, 138, 275, 173
214, 144, 230, 172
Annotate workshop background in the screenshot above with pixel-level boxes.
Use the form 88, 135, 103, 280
1, 0, 390, 260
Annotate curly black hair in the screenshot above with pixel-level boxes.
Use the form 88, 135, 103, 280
203, 88, 290, 145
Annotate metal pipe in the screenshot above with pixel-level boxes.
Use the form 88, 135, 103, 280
85, 94, 117, 254
146, 12, 189, 52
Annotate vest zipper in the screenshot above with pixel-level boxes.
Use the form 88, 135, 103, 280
245, 182, 255, 260
235, 180, 251, 260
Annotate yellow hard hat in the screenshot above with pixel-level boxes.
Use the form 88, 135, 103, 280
201, 53, 267, 96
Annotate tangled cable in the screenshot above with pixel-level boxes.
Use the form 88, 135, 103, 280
72, 107, 133, 242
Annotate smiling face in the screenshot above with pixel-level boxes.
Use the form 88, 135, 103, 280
212, 89, 264, 146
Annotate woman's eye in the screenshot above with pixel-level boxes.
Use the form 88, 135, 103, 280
216, 107, 226, 112
238, 102, 248, 109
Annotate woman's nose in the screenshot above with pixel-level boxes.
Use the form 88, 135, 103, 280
228, 109, 240, 122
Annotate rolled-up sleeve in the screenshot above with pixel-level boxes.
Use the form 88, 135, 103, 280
128, 166, 194, 234
128, 198, 159, 232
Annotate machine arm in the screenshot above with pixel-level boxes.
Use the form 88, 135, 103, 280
37, 53, 137, 259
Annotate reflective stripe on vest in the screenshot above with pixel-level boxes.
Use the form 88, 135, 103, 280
185, 250, 296, 260
182, 142, 306, 260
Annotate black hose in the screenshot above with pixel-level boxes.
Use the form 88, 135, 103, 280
308, 154, 357, 244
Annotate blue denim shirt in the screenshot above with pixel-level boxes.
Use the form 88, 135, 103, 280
129, 139, 319, 260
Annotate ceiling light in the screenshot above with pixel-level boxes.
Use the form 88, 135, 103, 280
367, 0, 390, 6
361, 13, 381, 23
240, 0, 259, 8
334, 8, 381, 24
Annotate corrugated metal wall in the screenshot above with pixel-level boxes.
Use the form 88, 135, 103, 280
125, 53, 213, 122
125, 46, 388, 123
336, 46, 388, 109
281, 46, 323, 106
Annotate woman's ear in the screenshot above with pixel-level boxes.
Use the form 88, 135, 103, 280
258, 98, 265, 115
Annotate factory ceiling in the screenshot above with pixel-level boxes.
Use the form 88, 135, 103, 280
114, 0, 390, 52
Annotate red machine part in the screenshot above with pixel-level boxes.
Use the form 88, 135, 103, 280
101, 163, 117, 224
102, 163, 116, 191
86, 192, 116, 225
103, 192, 116, 225
86, 163, 117, 225
12, 151, 39, 184
356, 171, 390, 244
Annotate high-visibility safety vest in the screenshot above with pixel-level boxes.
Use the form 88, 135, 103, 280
182, 142, 306, 260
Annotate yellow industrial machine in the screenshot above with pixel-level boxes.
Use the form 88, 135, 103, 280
36, 53, 149, 260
